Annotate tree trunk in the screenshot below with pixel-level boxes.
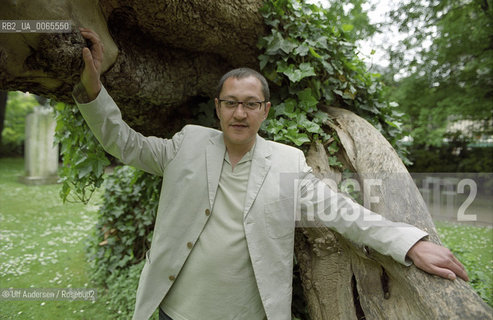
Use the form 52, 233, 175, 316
0, 1, 491, 319
296, 106, 492, 319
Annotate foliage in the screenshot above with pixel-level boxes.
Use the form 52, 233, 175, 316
54, 102, 110, 203
102, 261, 144, 318
99, 260, 158, 319
408, 141, 493, 173
86, 166, 161, 286
385, 0, 493, 147
318, 0, 379, 42
435, 222, 493, 307
0, 91, 38, 156
258, 0, 410, 164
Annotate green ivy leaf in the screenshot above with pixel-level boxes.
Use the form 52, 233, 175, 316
296, 88, 318, 112
328, 141, 339, 154
259, 54, 270, 70
277, 62, 316, 83
287, 132, 311, 146
78, 165, 93, 179
313, 110, 329, 123
299, 62, 316, 77
294, 44, 310, 56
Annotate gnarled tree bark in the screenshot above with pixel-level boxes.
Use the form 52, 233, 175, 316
1, 1, 491, 319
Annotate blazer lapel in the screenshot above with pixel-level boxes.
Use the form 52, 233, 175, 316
243, 135, 272, 218
206, 134, 226, 209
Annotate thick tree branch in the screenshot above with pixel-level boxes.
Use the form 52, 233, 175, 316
0, 0, 265, 135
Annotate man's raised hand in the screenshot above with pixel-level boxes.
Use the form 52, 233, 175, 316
79, 27, 104, 101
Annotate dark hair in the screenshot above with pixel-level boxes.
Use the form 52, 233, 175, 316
215, 67, 270, 101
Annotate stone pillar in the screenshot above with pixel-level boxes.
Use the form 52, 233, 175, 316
19, 106, 59, 185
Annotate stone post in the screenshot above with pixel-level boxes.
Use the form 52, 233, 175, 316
19, 106, 59, 185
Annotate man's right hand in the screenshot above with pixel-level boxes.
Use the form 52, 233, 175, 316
79, 27, 104, 101
407, 240, 469, 282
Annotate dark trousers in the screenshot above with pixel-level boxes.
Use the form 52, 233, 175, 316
159, 307, 173, 320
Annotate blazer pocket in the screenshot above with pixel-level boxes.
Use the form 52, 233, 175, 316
264, 198, 295, 239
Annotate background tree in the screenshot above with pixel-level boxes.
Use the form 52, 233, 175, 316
1, 0, 491, 319
385, 0, 493, 148
317, 0, 379, 42
0, 91, 7, 147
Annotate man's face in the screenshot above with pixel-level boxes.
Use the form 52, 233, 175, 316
215, 76, 271, 150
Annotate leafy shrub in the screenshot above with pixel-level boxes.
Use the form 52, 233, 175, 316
84, 166, 161, 317
99, 260, 158, 319
86, 166, 161, 286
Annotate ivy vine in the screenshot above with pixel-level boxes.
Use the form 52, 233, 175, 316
258, 0, 408, 164
54, 102, 110, 203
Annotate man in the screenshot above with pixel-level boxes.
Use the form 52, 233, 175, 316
75, 28, 468, 320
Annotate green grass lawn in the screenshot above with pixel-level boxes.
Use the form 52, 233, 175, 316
0, 158, 112, 319
435, 221, 493, 307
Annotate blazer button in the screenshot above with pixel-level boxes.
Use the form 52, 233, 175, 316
205, 209, 211, 216
187, 242, 193, 249
169, 275, 175, 281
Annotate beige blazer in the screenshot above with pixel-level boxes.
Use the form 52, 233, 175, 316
76, 86, 427, 320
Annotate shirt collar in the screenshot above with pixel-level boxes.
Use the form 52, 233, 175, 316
224, 142, 256, 165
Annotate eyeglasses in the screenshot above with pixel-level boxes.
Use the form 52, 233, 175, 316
218, 99, 265, 111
